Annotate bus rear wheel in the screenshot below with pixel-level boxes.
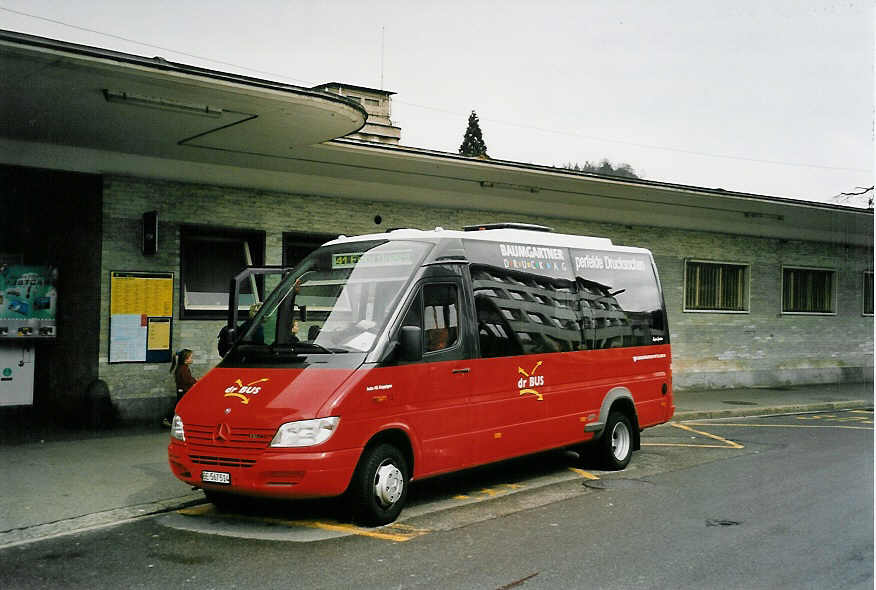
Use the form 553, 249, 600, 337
599, 411, 633, 470
348, 443, 409, 526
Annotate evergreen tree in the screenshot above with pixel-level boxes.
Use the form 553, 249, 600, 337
459, 110, 488, 157
560, 159, 641, 179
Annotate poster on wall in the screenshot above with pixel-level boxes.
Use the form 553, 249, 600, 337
109, 271, 173, 363
0, 265, 58, 338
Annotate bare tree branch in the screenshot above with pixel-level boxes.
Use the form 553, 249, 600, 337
830, 185, 873, 209
838, 186, 874, 196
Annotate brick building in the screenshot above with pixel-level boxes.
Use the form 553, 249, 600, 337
0, 30, 872, 425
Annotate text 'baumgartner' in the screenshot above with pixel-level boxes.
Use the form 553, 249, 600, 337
499, 244, 565, 261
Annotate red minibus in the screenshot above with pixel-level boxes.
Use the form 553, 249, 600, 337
168, 223, 673, 524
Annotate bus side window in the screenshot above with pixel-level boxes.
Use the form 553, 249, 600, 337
401, 291, 422, 329
475, 295, 523, 358
423, 284, 458, 353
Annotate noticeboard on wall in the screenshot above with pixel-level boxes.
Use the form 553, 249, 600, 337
109, 271, 173, 363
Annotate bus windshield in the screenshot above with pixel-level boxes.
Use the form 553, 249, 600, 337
239, 240, 432, 354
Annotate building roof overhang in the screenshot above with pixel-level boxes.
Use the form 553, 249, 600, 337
0, 29, 368, 153
0, 29, 871, 247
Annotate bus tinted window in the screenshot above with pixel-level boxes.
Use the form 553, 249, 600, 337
474, 294, 523, 358
471, 265, 580, 357
571, 249, 666, 348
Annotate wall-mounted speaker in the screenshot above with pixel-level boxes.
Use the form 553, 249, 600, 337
142, 211, 158, 255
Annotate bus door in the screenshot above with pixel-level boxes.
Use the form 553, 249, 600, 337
399, 278, 475, 476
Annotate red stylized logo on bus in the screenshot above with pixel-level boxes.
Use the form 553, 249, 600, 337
224, 378, 269, 405
517, 361, 544, 401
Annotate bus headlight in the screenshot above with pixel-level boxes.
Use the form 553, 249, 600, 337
270, 417, 340, 447
171, 415, 185, 441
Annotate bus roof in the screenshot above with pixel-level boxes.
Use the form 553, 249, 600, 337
324, 226, 652, 255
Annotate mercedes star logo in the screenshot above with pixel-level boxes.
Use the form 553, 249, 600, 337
214, 423, 232, 443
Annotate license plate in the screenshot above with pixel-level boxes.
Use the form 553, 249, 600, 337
201, 470, 231, 485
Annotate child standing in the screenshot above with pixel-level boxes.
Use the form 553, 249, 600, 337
163, 348, 197, 427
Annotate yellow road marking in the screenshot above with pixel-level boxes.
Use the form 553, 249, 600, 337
177, 504, 428, 542
284, 520, 427, 542
568, 467, 600, 480
685, 422, 873, 431
178, 504, 212, 516
795, 413, 872, 424
453, 484, 522, 501
643, 422, 744, 449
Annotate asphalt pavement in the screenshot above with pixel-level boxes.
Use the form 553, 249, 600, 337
0, 382, 871, 549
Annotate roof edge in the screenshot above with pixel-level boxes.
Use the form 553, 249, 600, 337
312, 82, 397, 96
326, 139, 874, 216
0, 28, 369, 120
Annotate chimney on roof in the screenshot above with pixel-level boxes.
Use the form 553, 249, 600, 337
313, 82, 401, 145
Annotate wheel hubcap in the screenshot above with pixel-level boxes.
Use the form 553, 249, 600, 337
374, 460, 403, 507
611, 421, 631, 461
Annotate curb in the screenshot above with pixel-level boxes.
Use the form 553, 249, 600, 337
0, 493, 207, 551
674, 400, 873, 421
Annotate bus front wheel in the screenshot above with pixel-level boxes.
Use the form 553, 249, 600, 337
349, 443, 409, 526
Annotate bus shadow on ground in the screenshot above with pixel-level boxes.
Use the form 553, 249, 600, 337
202, 446, 603, 524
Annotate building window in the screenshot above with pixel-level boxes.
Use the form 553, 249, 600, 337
684, 260, 749, 312
864, 272, 874, 316
180, 226, 265, 319
283, 231, 336, 268
782, 267, 835, 314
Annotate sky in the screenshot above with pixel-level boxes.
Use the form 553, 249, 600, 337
1, 1, 873, 205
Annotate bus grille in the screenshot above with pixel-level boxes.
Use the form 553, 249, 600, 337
185, 423, 275, 450
189, 455, 256, 469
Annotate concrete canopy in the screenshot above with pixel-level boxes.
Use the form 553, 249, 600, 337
0, 29, 872, 247
0, 30, 367, 156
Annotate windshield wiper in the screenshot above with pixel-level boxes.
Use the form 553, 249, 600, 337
294, 342, 350, 354
237, 341, 347, 356
264, 343, 305, 358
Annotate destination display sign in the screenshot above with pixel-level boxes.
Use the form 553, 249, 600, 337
331, 249, 415, 270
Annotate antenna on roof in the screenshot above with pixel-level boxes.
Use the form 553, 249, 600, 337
463, 223, 554, 232
379, 26, 385, 90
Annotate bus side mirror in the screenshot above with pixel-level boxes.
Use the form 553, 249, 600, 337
218, 325, 234, 357
399, 326, 423, 362
299, 305, 307, 322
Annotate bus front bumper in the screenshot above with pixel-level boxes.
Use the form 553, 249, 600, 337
168, 440, 361, 499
